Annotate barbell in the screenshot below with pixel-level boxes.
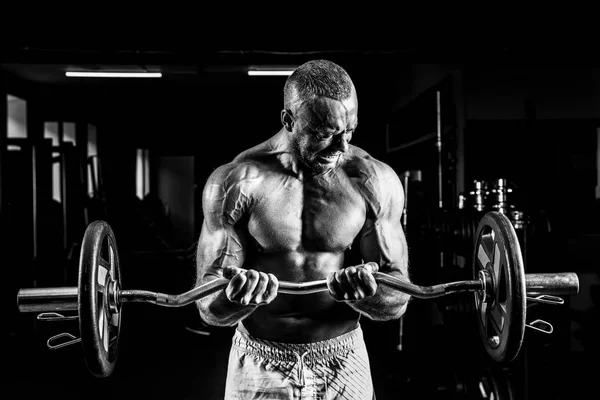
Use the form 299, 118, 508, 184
16, 211, 579, 379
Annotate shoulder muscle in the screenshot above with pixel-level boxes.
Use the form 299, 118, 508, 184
202, 161, 261, 228
346, 152, 404, 219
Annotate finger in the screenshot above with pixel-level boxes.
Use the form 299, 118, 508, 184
225, 272, 247, 301
251, 272, 269, 304
327, 272, 344, 300
362, 262, 379, 274
344, 267, 364, 300
334, 269, 351, 291
335, 269, 355, 301
263, 273, 279, 303
357, 267, 378, 297
223, 266, 244, 279
240, 270, 260, 305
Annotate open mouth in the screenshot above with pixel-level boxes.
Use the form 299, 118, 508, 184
317, 153, 340, 163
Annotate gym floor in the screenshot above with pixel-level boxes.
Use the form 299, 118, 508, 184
7, 251, 598, 400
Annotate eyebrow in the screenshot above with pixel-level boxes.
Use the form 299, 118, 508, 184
319, 121, 358, 134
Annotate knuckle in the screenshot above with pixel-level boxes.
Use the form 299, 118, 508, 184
264, 291, 277, 302
232, 271, 247, 282
358, 269, 373, 283
258, 272, 269, 284
229, 275, 247, 291
268, 273, 279, 286
246, 270, 259, 281
363, 262, 378, 273
226, 289, 242, 303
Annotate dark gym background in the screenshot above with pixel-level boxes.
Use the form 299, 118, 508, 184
1, 38, 599, 400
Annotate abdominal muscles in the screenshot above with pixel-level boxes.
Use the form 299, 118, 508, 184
240, 250, 361, 342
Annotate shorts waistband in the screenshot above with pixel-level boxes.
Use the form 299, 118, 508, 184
231, 324, 365, 363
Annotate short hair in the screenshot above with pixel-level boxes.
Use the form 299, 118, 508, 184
283, 59, 354, 111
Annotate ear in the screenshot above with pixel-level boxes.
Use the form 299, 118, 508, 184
281, 109, 294, 132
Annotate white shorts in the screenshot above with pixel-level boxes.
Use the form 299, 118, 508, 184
224, 324, 375, 400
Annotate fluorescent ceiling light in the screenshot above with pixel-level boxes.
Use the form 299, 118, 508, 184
248, 68, 294, 76
65, 71, 162, 78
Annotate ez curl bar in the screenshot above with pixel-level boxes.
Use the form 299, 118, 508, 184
16, 211, 579, 378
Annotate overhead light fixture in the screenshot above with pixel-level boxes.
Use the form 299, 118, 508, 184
247, 67, 295, 76
65, 71, 162, 78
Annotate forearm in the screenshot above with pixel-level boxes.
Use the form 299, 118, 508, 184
196, 290, 257, 326
348, 272, 411, 321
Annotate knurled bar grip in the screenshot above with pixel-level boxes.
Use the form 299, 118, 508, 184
16, 272, 579, 313
18, 287, 79, 313
523, 272, 579, 296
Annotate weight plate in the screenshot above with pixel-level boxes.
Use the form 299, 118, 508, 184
79, 220, 122, 378
472, 211, 526, 363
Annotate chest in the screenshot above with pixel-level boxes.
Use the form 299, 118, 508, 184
247, 174, 367, 252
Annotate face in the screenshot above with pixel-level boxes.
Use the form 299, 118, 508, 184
284, 93, 358, 174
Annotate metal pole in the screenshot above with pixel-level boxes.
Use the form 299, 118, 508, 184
402, 172, 409, 230
436, 90, 444, 268
58, 122, 68, 252
31, 144, 38, 265
436, 90, 443, 210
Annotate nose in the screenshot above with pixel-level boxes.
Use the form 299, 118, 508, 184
332, 133, 349, 153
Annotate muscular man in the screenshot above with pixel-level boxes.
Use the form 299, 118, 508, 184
195, 59, 411, 399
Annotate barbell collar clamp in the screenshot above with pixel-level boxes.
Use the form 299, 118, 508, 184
526, 294, 564, 306
37, 312, 79, 322
526, 319, 553, 334
47, 332, 82, 350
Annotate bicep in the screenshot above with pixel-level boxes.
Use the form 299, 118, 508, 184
359, 216, 408, 276
196, 219, 247, 283
359, 168, 409, 277
195, 171, 248, 285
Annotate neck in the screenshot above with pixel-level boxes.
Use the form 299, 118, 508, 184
270, 129, 302, 177
271, 129, 335, 179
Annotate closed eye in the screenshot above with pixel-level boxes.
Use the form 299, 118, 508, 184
311, 129, 354, 142
310, 130, 332, 141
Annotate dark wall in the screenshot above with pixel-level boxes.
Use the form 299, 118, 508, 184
59, 60, 400, 244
